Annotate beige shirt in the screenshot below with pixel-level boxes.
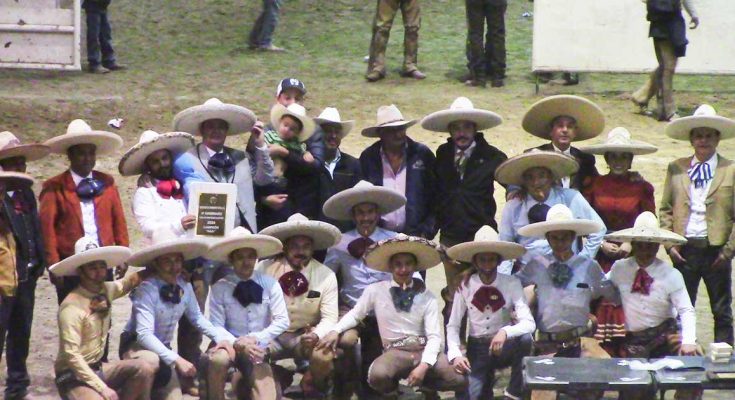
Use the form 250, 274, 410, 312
257, 257, 338, 339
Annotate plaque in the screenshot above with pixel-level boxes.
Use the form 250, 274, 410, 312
187, 182, 237, 242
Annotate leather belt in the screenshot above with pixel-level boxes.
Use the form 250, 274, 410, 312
535, 320, 593, 344
686, 237, 709, 249
384, 335, 427, 350
627, 318, 677, 339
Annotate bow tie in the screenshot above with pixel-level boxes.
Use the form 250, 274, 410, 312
156, 179, 184, 200
631, 268, 654, 295
233, 280, 264, 307
347, 237, 375, 259
278, 270, 309, 297
76, 177, 105, 200
389, 279, 425, 313
528, 203, 551, 224
548, 262, 573, 288
688, 161, 713, 189
208, 153, 236, 174
160, 284, 184, 304
471, 285, 506, 313
11, 191, 31, 214
90, 294, 111, 314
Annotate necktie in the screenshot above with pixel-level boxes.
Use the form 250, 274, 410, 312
156, 179, 184, 200
688, 161, 713, 189
471, 285, 506, 312
454, 149, 468, 179
278, 270, 309, 297
548, 262, 573, 288
347, 237, 375, 259
76, 177, 105, 200
631, 268, 654, 295
389, 278, 425, 312
233, 280, 264, 307
160, 284, 184, 304
12, 191, 30, 214
208, 153, 236, 174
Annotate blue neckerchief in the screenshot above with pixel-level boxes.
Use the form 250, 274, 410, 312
688, 161, 712, 189
233, 280, 264, 308
76, 177, 105, 200
548, 262, 573, 288
160, 284, 184, 304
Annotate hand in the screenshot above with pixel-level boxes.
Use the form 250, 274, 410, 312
174, 357, 197, 378
303, 151, 315, 164
250, 121, 265, 148
316, 331, 339, 352
618, 242, 632, 258
115, 263, 128, 279
406, 362, 429, 386
300, 332, 319, 349
269, 144, 289, 158
690, 16, 699, 29
213, 340, 236, 361
181, 215, 196, 230
234, 336, 267, 363
679, 343, 698, 356
669, 246, 687, 265
263, 194, 288, 210
452, 356, 471, 374
100, 387, 119, 400
490, 329, 508, 355
710, 254, 731, 270
600, 241, 620, 258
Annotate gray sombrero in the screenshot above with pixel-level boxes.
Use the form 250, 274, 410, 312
45, 119, 123, 155
447, 226, 526, 263
259, 213, 341, 251
118, 130, 195, 176
494, 150, 579, 186
364, 234, 441, 273
580, 127, 658, 156
322, 180, 406, 222
665, 104, 735, 141
522, 95, 605, 141
421, 97, 502, 133
49, 237, 131, 277
518, 204, 603, 238
172, 98, 257, 136
208, 226, 283, 262
604, 212, 686, 246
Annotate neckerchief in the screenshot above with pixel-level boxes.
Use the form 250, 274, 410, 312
208, 152, 236, 174
233, 280, 264, 307
89, 294, 111, 315
471, 285, 506, 312
528, 203, 551, 224
278, 270, 309, 297
389, 278, 425, 313
688, 161, 713, 189
631, 268, 654, 295
160, 284, 184, 304
76, 177, 105, 200
156, 179, 184, 200
548, 261, 573, 288
347, 237, 375, 259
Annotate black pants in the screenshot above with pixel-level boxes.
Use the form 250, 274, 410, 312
465, 0, 507, 79
676, 244, 734, 345
0, 278, 36, 398
86, 10, 116, 67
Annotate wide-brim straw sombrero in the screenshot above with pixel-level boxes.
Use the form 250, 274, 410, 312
494, 150, 579, 186
362, 104, 417, 138
314, 107, 354, 138
173, 98, 257, 136
580, 127, 658, 156
604, 212, 686, 246
45, 119, 123, 155
49, 238, 131, 277
421, 97, 502, 133
447, 226, 526, 263
118, 130, 195, 176
208, 226, 283, 262
322, 180, 406, 222
259, 213, 341, 251
522, 95, 605, 141
665, 104, 735, 141
0, 131, 50, 162
364, 234, 441, 272
0, 171, 35, 190
128, 227, 209, 266
518, 204, 603, 238
270, 103, 316, 142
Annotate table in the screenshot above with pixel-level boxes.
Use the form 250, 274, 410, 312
523, 357, 653, 394
654, 356, 735, 399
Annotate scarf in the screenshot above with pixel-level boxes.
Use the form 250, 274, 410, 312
160, 284, 184, 304
548, 261, 573, 288
389, 278, 425, 313
688, 161, 713, 189
347, 237, 375, 259
233, 280, 264, 307
471, 285, 506, 312
631, 268, 654, 295
278, 270, 309, 297
76, 177, 105, 200
156, 179, 184, 200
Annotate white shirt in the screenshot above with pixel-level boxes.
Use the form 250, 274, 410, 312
608, 257, 696, 345
70, 170, 99, 245
332, 279, 442, 366
205, 145, 222, 157
552, 144, 572, 188
324, 150, 342, 179
685, 153, 718, 237
132, 185, 188, 246
380, 148, 407, 232
446, 273, 535, 362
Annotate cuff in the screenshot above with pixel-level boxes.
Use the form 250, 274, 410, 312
420, 350, 438, 366
447, 346, 462, 363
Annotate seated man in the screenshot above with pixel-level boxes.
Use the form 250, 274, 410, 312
446, 226, 534, 400
605, 212, 700, 400
54, 237, 153, 399
258, 214, 341, 396
121, 228, 234, 399
319, 235, 467, 399
199, 227, 289, 400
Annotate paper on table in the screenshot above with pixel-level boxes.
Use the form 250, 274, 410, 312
629, 359, 685, 371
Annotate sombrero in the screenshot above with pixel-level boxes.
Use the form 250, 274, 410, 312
604, 212, 686, 246
118, 130, 195, 176
45, 119, 123, 155
447, 226, 526, 263
49, 237, 131, 277
421, 97, 502, 133
518, 204, 603, 238
665, 104, 735, 141
322, 180, 406, 222
314, 107, 354, 138
127, 227, 209, 267
361, 104, 417, 138
259, 213, 341, 251
522, 95, 605, 141
270, 103, 316, 142
172, 98, 257, 136
0, 171, 35, 190
364, 234, 441, 272
580, 127, 658, 156
494, 150, 578, 186
208, 226, 283, 262
0, 131, 50, 162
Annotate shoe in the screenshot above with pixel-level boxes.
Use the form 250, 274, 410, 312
457, 72, 473, 83
659, 112, 680, 122
87, 65, 110, 74
400, 69, 426, 80
258, 44, 286, 52
630, 97, 649, 114
103, 63, 127, 71
465, 79, 486, 87
365, 70, 385, 82
491, 78, 504, 87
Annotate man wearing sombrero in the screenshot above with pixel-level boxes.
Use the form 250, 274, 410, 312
258, 214, 341, 396
318, 234, 467, 399
360, 104, 437, 242
446, 226, 534, 400
41, 119, 128, 303
0, 132, 48, 398
172, 98, 274, 232
605, 212, 700, 400
322, 180, 406, 398
199, 227, 289, 400
659, 104, 735, 345
120, 227, 235, 398
522, 95, 604, 190
53, 237, 153, 400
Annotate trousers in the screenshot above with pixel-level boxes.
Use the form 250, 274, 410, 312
85, 10, 116, 67
1, 278, 36, 398
248, 0, 282, 47
368, 0, 421, 75
632, 39, 678, 119
56, 358, 155, 400
199, 348, 278, 400
465, 0, 507, 79
367, 347, 466, 394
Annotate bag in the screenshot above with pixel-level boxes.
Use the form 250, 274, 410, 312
648, 0, 681, 14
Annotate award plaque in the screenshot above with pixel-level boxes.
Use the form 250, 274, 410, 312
187, 182, 237, 242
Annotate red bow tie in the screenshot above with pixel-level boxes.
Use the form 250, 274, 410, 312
279, 270, 309, 297
471, 285, 506, 312
631, 268, 654, 295
156, 179, 184, 200
347, 237, 375, 259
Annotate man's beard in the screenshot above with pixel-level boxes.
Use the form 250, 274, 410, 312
152, 167, 172, 180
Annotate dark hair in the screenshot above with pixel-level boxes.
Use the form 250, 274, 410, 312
281, 115, 304, 132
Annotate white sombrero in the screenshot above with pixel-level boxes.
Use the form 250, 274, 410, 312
172, 98, 257, 136
0, 171, 35, 190
118, 130, 195, 176
421, 97, 503, 133
0, 131, 50, 162
314, 107, 354, 138
270, 103, 316, 142
665, 104, 735, 141
518, 204, 603, 238
604, 211, 686, 246
259, 213, 341, 251
447, 226, 526, 263
580, 127, 658, 156
361, 104, 417, 138
494, 150, 579, 186
522, 95, 605, 141
45, 119, 123, 155
49, 237, 131, 277
208, 226, 283, 262
127, 227, 209, 267
364, 233, 441, 273
322, 180, 406, 222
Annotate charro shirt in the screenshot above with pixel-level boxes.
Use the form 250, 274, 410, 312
132, 184, 188, 246
70, 170, 100, 245
685, 153, 718, 238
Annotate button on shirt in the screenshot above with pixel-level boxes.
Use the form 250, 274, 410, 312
70, 170, 99, 245
685, 154, 718, 238
608, 257, 696, 345
132, 185, 188, 246
127, 276, 231, 365
380, 148, 407, 232
208, 271, 290, 346
446, 273, 535, 362
332, 280, 442, 366
324, 227, 397, 308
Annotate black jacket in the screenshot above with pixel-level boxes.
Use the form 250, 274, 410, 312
435, 134, 507, 243
3, 187, 46, 282
531, 143, 599, 190
360, 137, 437, 239
317, 151, 362, 232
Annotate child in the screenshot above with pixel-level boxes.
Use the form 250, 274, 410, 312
82, 0, 125, 73
266, 103, 315, 179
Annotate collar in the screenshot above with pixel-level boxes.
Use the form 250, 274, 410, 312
552, 143, 572, 156
391, 278, 415, 289
326, 149, 342, 165
70, 169, 93, 186
205, 145, 223, 157
691, 153, 718, 168
76, 283, 107, 299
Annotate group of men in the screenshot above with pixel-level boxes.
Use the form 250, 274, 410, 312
0, 74, 733, 400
